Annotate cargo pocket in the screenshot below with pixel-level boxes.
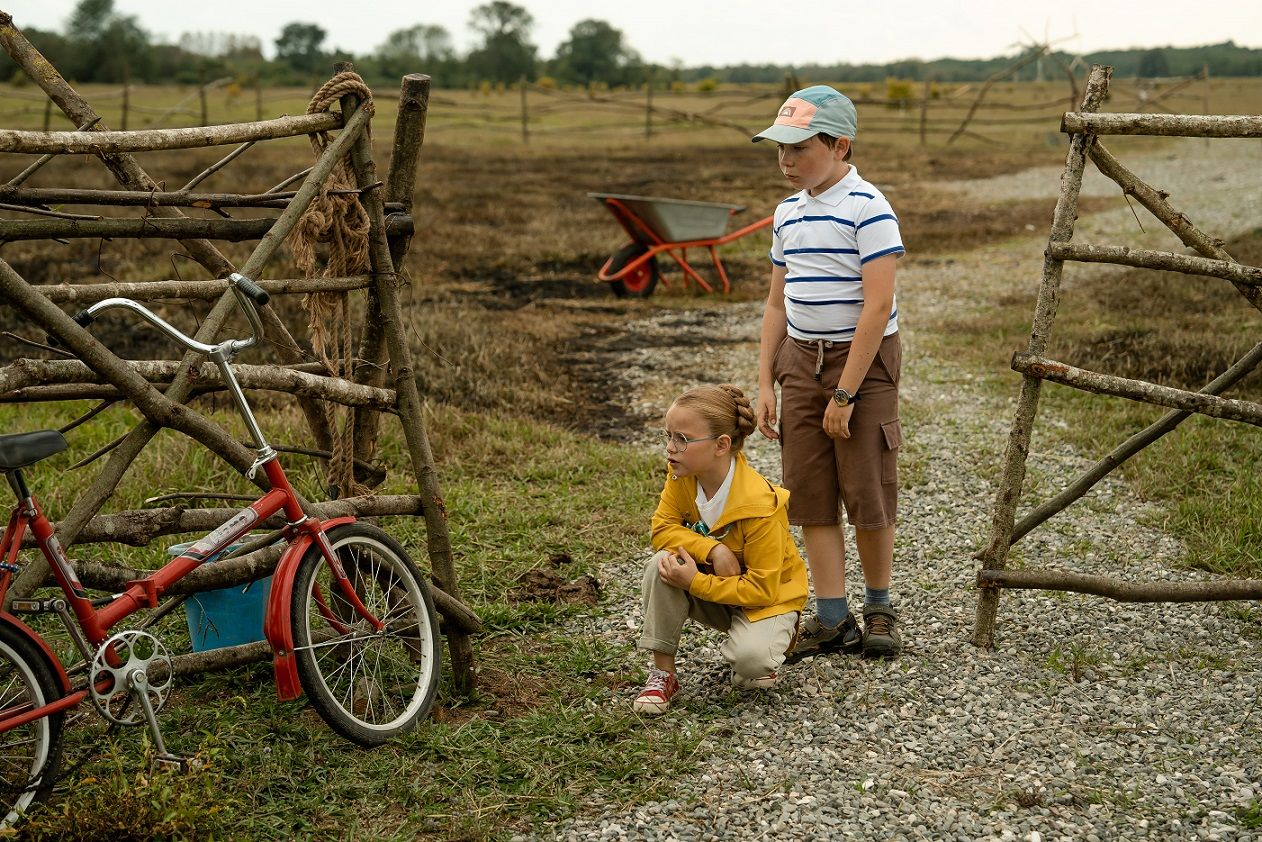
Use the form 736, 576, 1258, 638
880, 419, 903, 485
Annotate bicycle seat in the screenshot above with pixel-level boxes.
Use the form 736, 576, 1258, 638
0, 430, 68, 470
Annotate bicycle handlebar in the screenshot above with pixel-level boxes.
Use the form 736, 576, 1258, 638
69, 272, 269, 360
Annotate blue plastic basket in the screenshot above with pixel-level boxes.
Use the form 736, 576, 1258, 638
169, 541, 273, 652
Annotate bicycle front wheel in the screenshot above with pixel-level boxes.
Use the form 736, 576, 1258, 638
290, 523, 441, 746
0, 624, 64, 828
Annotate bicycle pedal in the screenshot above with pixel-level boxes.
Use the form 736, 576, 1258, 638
151, 753, 201, 774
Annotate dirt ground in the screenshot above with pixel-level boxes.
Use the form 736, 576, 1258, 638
394, 141, 1115, 438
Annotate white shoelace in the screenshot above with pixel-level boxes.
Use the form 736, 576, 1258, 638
642, 669, 672, 692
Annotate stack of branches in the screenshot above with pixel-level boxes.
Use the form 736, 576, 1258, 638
0, 16, 479, 691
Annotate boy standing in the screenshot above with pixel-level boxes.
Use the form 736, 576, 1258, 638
752, 86, 905, 659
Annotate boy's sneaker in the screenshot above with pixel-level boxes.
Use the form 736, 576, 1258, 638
633, 668, 680, 715
784, 612, 862, 664
862, 605, 902, 658
732, 671, 778, 690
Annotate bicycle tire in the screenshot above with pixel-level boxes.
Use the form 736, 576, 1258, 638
608, 243, 660, 298
0, 624, 64, 829
290, 523, 441, 746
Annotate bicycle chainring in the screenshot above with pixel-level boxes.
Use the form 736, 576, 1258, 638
89, 630, 174, 726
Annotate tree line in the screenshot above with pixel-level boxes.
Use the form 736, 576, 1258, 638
3, 0, 1261, 91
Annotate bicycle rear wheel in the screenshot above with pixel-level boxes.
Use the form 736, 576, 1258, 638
290, 523, 441, 746
0, 624, 64, 828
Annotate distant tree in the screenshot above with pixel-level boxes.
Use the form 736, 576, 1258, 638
1138, 48, 1170, 78
374, 24, 455, 80
466, 1, 536, 83
275, 22, 327, 77
62, 0, 149, 82
553, 19, 640, 87
95, 16, 151, 81
65, 0, 113, 42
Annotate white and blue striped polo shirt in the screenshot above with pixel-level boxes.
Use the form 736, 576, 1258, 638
769, 166, 904, 342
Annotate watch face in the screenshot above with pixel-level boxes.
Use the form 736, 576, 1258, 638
833, 389, 850, 406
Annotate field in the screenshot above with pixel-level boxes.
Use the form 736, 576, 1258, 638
0, 76, 1259, 838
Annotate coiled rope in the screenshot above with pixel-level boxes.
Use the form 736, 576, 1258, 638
292, 71, 375, 498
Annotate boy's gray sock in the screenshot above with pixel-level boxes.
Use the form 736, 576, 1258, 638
864, 586, 890, 608
817, 596, 850, 628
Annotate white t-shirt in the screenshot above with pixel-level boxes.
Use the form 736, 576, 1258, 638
695, 457, 736, 532
769, 165, 904, 342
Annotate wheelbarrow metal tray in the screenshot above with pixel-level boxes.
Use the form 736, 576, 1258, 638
589, 192, 744, 243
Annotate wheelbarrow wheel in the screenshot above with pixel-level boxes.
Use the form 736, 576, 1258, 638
608, 243, 660, 298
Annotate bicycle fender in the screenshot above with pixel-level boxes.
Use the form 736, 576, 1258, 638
264, 517, 356, 701
0, 612, 71, 694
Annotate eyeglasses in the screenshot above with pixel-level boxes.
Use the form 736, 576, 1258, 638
658, 431, 720, 451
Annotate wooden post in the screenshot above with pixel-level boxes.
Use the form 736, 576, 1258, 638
354, 73, 429, 471
519, 75, 529, 143
1203, 64, 1211, 148
199, 67, 210, 126
972, 65, 1112, 648
919, 75, 930, 146
120, 63, 129, 131
646, 70, 654, 139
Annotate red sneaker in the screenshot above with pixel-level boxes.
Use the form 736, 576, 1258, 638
633, 668, 680, 715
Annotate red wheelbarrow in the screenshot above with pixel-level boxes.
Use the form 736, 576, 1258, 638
590, 192, 772, 297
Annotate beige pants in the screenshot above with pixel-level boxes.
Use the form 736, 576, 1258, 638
637, 551, 799, 681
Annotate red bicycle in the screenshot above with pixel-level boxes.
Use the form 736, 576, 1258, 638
0, 274, 441, 825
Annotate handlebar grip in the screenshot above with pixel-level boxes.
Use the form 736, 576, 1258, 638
46, 309, 94, 348
233, 275, 270, 306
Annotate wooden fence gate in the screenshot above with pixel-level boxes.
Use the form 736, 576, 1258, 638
0, 18, 480, 693
973, 64, 1262, 647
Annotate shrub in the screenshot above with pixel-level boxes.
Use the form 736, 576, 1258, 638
885, 78, 915, 108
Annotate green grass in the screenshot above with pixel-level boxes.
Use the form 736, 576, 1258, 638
6, 401, 691, 840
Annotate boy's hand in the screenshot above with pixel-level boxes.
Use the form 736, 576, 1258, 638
823, 401, 853, 439
756, 392, 780, 440
708, 544, 741, 577
658, 546, 699, 589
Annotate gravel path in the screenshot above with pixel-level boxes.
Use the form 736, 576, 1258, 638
538, 138, 1262, 841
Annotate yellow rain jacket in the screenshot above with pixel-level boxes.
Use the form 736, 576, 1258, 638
651, 452, 808, 622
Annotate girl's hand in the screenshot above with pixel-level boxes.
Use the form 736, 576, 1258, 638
658, 546, 699, 589
823, 400, 853, 439
708, 543, 741, 577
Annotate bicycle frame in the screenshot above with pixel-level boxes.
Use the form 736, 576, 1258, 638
0, 274, 387, 735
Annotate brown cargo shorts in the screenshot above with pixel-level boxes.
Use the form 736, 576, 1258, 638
772, 331, 902, 529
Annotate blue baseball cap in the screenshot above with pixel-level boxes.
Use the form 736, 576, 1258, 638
752, 85, 858, 144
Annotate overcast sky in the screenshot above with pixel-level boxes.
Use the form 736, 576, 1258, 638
3, 0, 1259, 66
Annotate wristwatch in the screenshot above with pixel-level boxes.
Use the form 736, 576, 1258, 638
832, 387, 860, 407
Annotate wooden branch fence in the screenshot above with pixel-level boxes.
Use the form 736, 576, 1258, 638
0, 18, 480, 694
0, 60, 1217, 148
972, 64, 1262, 648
